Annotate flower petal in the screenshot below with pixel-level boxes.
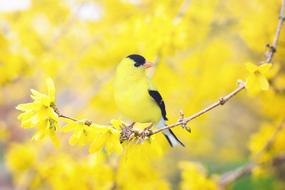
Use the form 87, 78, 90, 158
257, 75, 270, 90
49, 129, 60, 147
246, 62, 258, 73
89, 133, 107, 153
258, 63, 272, 74
245, 75, 260, 95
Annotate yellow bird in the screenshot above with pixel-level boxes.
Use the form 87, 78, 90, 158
114, 54, 184, 147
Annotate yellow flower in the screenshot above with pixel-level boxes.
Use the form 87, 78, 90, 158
179, 161, 218, 190
110, 119, 124, 130
61, 119, 122, 154
5, 143, 37, 173
16, 78, 59, 147
252, 166, 267, 178
89, 123, 122, 154
245, 62, 272, 95
248, 121, 285, 163
61, 119, 93, 146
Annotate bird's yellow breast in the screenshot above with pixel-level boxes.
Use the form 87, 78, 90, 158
114, 77, 161, 123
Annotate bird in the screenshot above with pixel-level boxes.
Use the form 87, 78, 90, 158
114, 54, 184, 147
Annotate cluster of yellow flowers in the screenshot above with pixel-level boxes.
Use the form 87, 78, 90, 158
16, 78, 123, 153
179, 161, 218, 190
16, 79, 59, 146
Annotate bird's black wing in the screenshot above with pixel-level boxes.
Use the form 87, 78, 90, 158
148, 90, 168, 120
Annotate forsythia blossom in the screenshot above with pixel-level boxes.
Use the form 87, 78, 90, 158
6, 143, 37, 173
62, 119, 123, 154
16, 78, 60, 146
89, 121, 123, 154
179, 161, 218, 190
245, 62, 272, 95
249, 122, 285, 163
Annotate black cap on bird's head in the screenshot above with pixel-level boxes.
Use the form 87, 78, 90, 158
127, 54, 145, 67
127, 54, 153, 68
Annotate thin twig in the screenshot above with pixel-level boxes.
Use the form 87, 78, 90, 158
50, 103, 92, 126
49, 0, 284, 146
149, 0, 285, 140
173, 0, 191, 24
219, 1, 285, 187
151, 81, 246, 136
219, 152, 285, 189
53, 74, 246, 141
219, 162, 255, 188
219, 118, 285, 188
264, 0, 285, 63
118, 80, 245, 143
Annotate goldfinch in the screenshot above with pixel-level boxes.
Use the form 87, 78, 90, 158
114, 54, 184, 147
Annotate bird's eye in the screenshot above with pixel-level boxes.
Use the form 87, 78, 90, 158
134, 62, 141, 67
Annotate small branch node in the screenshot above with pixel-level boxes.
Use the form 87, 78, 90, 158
279, 16, 285, 21
178, 110, 185, 122
84, 120, 92, 126
237, 80, 245, 86
178, 110, 186, 126
266, 44, 277, 53
219, 97, 226, 105
178, 110, 191, 133
140, 124, 153, 139
50, 103, 60, 115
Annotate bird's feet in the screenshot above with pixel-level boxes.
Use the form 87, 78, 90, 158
119, 122, 136, 143
120, 123, 154, 144
136, 124, 153, 143
142, 123, 153, 136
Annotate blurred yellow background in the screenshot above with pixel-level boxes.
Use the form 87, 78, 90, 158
0, 0, 285, 189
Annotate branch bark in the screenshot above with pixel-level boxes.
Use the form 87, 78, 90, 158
219, 119, 285, 188
264, 0, 285, 63
219, 1, 285, 187
151, 80, 245, 136
51, 103, 93, 126
150, 0, 285, 137
50, 0, 285, 148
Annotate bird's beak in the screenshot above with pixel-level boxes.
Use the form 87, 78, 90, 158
144, 61, 153, 69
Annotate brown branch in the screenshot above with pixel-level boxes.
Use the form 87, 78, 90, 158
173, 0, 191, 24
219, 118, 285, 188
218, 1, 285, 187
264, 0, 285, 63
48, 0, 284, 147
150, 0, 285, 138
219, 162, 255, 188
117, 80, 245, 143
219, 152, 285, 189
50, 103, 93, 126
151, 80, 245, 136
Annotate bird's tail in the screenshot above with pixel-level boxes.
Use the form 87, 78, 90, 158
156, 118, 184, 147
163, 129, 184, 147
